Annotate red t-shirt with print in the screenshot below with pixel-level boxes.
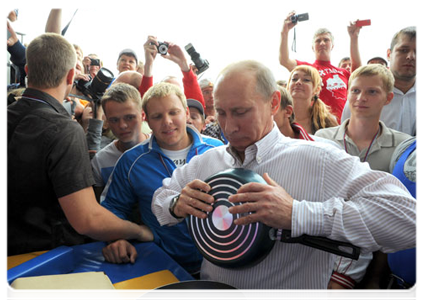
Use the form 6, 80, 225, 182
296, 60, 350, 123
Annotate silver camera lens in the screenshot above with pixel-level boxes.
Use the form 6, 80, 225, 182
158, 43, 168, 55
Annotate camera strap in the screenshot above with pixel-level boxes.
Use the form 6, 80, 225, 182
291, 28, 297, 52
61, 9, 78, 36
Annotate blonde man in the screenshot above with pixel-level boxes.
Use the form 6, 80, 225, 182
316, 64, 411, 171
101, 82, 222, 274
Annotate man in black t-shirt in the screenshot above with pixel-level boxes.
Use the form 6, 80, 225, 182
7, 33, 152, 256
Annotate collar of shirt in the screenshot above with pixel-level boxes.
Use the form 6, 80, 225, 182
22, 88, 70, 115
292, 122, 314, 141
393, 82, 416, 96
225, 124, 283, 167
314, 59, 333, 66
335, 119, 400, 156
148, 126, 203, 154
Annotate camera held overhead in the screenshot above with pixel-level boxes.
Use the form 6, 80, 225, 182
185, 43, 209, 75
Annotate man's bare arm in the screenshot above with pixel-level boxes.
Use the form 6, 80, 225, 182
348, 20, 363, 72
279, 11, 298, 72
45, 9, 62, 34
59, 187, 151, 242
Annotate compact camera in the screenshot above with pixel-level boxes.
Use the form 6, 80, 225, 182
185, 43, 209, 75
156, 41, 169, 55
90, 58, 101, 66
291, 13, 309, 23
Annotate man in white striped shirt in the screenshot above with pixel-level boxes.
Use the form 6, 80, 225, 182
151, 60, 415, 289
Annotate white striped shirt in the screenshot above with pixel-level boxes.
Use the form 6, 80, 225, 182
152, 125, 416, 289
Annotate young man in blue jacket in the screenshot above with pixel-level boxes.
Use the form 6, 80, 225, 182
101, 82, 223, 275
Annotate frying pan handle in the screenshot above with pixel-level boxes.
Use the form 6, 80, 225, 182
271, 229, 360, 260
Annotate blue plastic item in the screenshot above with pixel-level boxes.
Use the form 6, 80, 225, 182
8, 246, 74, 285
8, 242, 193, 286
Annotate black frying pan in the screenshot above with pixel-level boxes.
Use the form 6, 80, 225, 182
188, 168, 360, 269
136, 280, 247, 300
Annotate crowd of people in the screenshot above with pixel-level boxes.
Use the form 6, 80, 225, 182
7, 8, 416, 290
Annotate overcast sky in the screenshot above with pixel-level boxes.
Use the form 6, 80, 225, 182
6, 1, 417, 84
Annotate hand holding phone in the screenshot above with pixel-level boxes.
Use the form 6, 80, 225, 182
356, 19, 371, 27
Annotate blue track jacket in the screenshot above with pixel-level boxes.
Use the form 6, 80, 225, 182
102, 127, 223, 273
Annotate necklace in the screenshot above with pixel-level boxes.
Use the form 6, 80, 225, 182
159, 147, 198, 177
343, 125, 380, 162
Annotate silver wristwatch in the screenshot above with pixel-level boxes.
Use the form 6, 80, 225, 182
169, 194, 181, 219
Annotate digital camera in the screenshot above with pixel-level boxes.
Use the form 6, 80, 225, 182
75, 67, 114, 101
156, 42, 169, 55
185, 43, 209, 75
291, 13, 309, 23
90, 58, 101, 66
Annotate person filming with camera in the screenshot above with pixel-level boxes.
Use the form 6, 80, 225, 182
83, 54, 102, 79
139, 35, 205, 109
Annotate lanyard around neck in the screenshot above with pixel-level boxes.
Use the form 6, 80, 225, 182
22, 96, 57, 111
158, 148, 198, 177
343, 126, 380, 163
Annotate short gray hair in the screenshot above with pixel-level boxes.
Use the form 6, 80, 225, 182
216, 60, 277, 100
313, 28, 334, 44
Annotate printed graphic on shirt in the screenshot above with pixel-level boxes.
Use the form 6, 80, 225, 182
326, 75, 347, 91
319, 68, 348, 101
173, 158, 186, 167
161, 144, 192, 168
318, 67, 346, 77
